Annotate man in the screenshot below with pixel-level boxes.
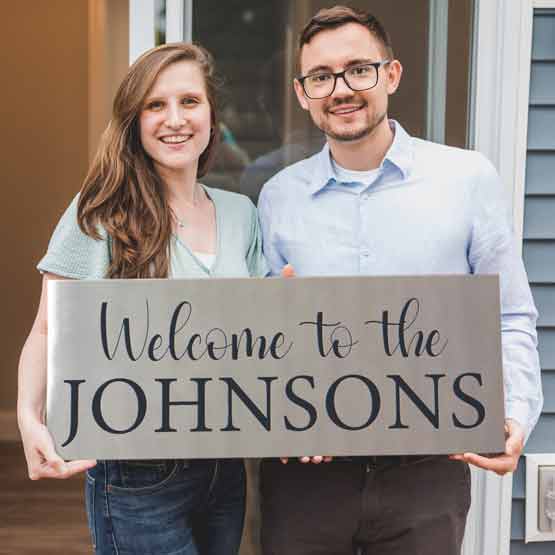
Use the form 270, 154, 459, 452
257, 6, 543, 555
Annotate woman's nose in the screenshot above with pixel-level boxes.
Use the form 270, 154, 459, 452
165, 103, 184, 128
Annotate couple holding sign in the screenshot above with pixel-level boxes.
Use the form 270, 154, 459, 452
18, 5, 542, 555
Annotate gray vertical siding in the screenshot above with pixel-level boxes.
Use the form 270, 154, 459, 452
511, 8, 555, 553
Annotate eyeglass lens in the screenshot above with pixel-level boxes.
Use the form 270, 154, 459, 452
304, 64, 379, 99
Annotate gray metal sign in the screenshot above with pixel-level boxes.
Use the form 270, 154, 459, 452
47, 276, 506, 459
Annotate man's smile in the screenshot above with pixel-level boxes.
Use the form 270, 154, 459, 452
327, 103, 366, 116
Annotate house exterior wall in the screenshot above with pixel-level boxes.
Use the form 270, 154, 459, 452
511, 7, 555, 554
0, 0, 90, 416
0, 0, 129, 437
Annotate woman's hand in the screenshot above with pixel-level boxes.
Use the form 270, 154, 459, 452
19, 413, 96, 480
18, 273, 96, 480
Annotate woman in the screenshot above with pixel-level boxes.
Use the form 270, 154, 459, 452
18, 43, 267, 554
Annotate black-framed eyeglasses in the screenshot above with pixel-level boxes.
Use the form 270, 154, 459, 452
297, 60, 391, 99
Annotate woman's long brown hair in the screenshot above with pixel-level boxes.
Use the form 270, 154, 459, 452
77, 43, 220, 278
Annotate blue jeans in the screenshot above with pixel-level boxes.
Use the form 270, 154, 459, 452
85, 459, 246, 554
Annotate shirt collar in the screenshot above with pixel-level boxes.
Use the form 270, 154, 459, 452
384, 120, 413, 179
307, 119, 413, 195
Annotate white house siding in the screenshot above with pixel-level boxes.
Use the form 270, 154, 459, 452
511, 8, 555, 554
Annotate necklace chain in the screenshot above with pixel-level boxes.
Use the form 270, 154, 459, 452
170, 207, 186, 228
169, 185, 202, 229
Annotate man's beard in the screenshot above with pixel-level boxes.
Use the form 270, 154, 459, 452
315, 100, 386, 143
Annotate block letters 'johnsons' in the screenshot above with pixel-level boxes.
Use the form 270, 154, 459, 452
61, 371, 485, 447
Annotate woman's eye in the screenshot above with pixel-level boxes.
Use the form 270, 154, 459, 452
182, 97, 198, 106
146, 101, 163, 110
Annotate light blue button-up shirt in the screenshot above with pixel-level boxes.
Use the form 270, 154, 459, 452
258, 120, 543, 440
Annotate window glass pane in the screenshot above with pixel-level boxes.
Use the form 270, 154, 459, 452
193, 0, 473, 204
155, 0, 166, 46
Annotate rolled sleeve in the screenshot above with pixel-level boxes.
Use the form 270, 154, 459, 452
468, 155, 543, 441
37, 194, 110, 280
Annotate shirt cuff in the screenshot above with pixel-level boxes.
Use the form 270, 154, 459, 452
505, 401, 534, 444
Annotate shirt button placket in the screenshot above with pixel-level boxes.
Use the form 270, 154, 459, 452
360, 192, 371, 271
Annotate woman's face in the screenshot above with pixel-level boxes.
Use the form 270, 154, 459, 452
139, 60, 212, 179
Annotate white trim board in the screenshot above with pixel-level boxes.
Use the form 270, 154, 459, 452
166, 0, 184, 43
525, 454, 555, 542
462, 0, 536, 553
129, 0, 155, 64
462, 468, 513, 555
511, 3, 534, 250
165, 0, 192, 43
426, 0, 449, 143
183, 0, 193, 42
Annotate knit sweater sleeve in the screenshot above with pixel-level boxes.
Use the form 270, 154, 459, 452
37, 195, 111, 279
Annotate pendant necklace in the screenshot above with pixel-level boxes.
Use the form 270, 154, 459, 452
170, 207, 187, 229
170, 186, 201, 229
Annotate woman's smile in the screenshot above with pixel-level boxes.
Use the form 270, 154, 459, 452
159, 134, 193, 145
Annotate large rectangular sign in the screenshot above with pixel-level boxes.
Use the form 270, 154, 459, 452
47, 276, 506, 459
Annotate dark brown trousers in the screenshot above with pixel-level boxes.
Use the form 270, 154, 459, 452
260, 456, 471, 555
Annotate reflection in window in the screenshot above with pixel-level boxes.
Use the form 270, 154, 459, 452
193, 0, 473, 204
155, 0, 166, 46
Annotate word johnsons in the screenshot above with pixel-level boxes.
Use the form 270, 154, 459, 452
61, 372, 486, 446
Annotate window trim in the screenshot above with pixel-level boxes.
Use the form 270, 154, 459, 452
166, 0, 193, 43
129, 0, 156, 64
426, 0, 449, 143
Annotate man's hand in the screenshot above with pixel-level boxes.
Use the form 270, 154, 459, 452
449, 419, 525, 475
279, 265, 332, 465
280, 264, 296, 278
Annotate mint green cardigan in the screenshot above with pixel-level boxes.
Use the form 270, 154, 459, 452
38, 186, 268, 280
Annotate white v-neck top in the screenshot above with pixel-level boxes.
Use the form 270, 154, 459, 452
191, 250, 216, 270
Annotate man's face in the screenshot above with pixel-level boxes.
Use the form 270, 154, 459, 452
295, 23, 401, 143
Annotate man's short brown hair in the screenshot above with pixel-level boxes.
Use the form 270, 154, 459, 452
299, 5, 394, 64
